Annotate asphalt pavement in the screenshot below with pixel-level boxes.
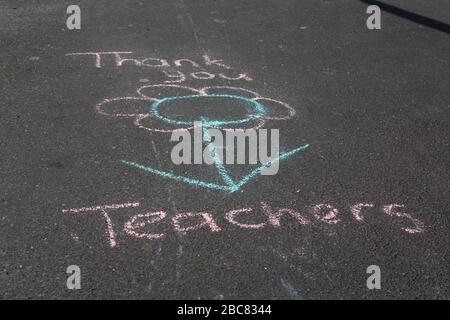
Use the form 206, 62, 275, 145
0, 0, 449, 299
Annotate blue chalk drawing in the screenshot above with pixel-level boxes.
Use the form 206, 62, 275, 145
121, 94, 310, 193
280, 278, 302, 300
150, 94, 266, 127
121, 144, 309, 193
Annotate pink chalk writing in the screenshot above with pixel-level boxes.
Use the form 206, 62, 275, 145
62, 201, 425, 248
172, 212, 222, 234
174, 59, 200, 68
62, 202, 140, 213
383, 204, 425, 234
65, 51, 252, 83
225, 208, 266, 229
65, 51, 133, 68
124, 211, 167, 240
100, 209, 117, 247
350, 203, 375, 222
162, 70, 186, 83
191, 71, 216, 80
202, 55, 231, 69
311, 204, 340, 225
219, 73, 252, 81
62, 202, 140, 247
260, 202, 309, 226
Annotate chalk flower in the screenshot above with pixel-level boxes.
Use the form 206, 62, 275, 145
96, 85, 296, 132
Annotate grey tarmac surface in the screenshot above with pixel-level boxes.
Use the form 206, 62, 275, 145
0, 0, 449, 299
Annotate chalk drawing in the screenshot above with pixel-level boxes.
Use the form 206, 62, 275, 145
174, 59, 200, 68
66, 52, 233, 71
66, 52, 253, 83
100, 209, 117, 247
225, 208, 266, 229
149, 94, 266, 126
163, 70, 186, 83
65, 51, 133, 68
121, 144, 309, 193
260, 202, 310, 226
202, 54, 231, 69
219, 73, 253, 81
172, 212, 222, 234
311, 204, 340, 225
191, 71, 215, 80
64, 51, 428, 252
280, 278, 302, 299
61, 202, 140, 213
96, 84, 308, 193
124, 211, 167, 240
67, 51, 304, 192
62, 202, 140, 247
62, 201, 425, 247
383, 204, 425, 234
350, 203, 375, 222
140, 58, 170, 67
97, 85, 296, 132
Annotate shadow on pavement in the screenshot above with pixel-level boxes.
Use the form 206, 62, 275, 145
360, 0, 450, 34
